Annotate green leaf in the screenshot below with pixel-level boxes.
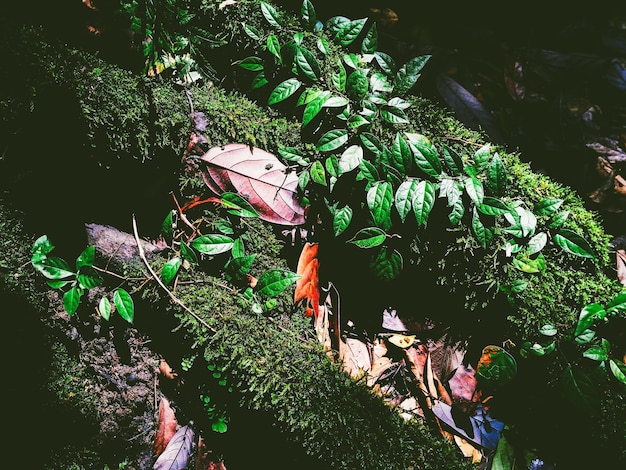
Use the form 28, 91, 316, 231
347, 115, 370, 129
367, 182, 393, 231
260, 1, 282, 28
331, 60, 347, 91
381, 106, 409, 125
487, 153, 506, 196
370, 247, 403, 281
32, 234, 55, 262
472, 208, 489, 248
513, 252, 546, 273
300, 0, 316, 30
442, 145, 463, 176
359, 132, 384, 155
583, 346, 608, 361
525, 232, 547, 255
34, 257, 75, 280
256, 269, 300, 299
63, 285, 82, 316
114, 288, 134, 324
317, 129, 349, 152
412, 180, 436, 228
160, 211, 174, 243
333, 206, 352, 236
348, 227, 387, 248
575, 303, 606, 336
302, 90, 330, 126
316, 37, 328, 55
387, 97, 411, 109
562, 365, 600, 416
393, 55, 431, 95
462, 176, 484, 206
449, 199, 464, 225
212, 418, 228, 433
225, 255, 256, 281
326, 16, 350, 35
297, 87, 322, 106
242, 23, 261, 41
323, 95, 349, 108
191, 234, 234, 255
214, 218, 234, 235
325, 155, 339, 177
346, 69, 369, 100
162, 257, 182, 285
77, 266, 103, 290
338, 145, 363, 174
575, 329, 596, 344
395, 180, 419, 223
472, 143, 491, 171
296, 46, 321, 82
548, 210, 570, 229
554, 229, 595, 259
267, 35, 282, 63
390, 133, 412, 176
47, 279, 72, 289
361, 22, 378, 53
406, 133, 442, 177
540, 324, 558, 336
516, 206, 537, 237
180, 240, 198, 265
268, 78, 301, 105
609, 360, 626, 384
237, 56, 264, 71
221, 192, 259, 218
76, 245, 95, 270
279, 147, 308, 166
232, 237, 245, 258
491, 433, 516, 470
535, 198, 563, 216
607, 291, 626, 314
298, 169, 310, 190
478, 197, 509, 216
438, 178, 462, 207
251, 71, 268, 89
374, 51, 396, 77
475, 345, 517, 386
335, 18, 367, 46
358, 159, 379, 185
310, 161, 326, 185
99, 296, 111, 321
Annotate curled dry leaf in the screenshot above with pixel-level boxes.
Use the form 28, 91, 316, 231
153, 397, 178, 457
197, 144, 305, 225
159, 358, 178, 380
153, 424, 194, 470
294, 242, 320, 318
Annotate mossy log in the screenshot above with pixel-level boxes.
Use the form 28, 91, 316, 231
1, 4, 625, 468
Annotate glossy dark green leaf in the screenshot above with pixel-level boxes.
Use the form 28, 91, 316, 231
31, 234, 55, 264
478, 196, 509, 216
316, 37, 328, 55
374, 51, 396, 77
34, 257, 74, 280
267, 34, 281, 63
554, 229, 595, 259
256, 269, 300, 299
296, 46, 321, 82
232, 237, 245, 258
317, 129, 348, 152
361, 22, 378, 53
225, 254, 256, 281
298, 169, 310, 190
347, 114, 370, 129
191, 234, 234, 255
562, 365, 600, 416
99, 296, 111, 321
268, 78, 301, 105
179, 239, 198, 265
535, 198, 563, 216
279, 147, 308, 166
463, 176, 484, 206
346, 69, 369, 100
381, 106, 409, 125
333, 205, 352, 236
438, 178, 462, 207
220, 192, 259, 218
442, 145, 463, 176
325, 16, 350, 35
338, 145, 363, 174
260, 1, 282, 28
394, 180, 419, 223
609, 360, 626, 384
449, 199, 464, 225
370, 247, 403, 281
487, 153, 506, 196
575, 303, 606, 336
310, 160, 326, 185
348, 227, 387, 248
548, 210, 570, 229
575, 328, 596, 344
242, 23, 261, 41
323, 95, 349, 108
583, 346, 608, 361
413, 180, 436, 228
251, 71, 269, 89
473, 143, 491, 171
331, 60, 347, 91
393, 55, 431, 95
325, 155, 339, 177
75, 245, 95, 271
114, 288, 134, 324
302, 90, 330, 126
367, 181, 393, 231
300, 0, 316, 30
359, 132, 384, 155
237, 56, 264, 71
335, 18, 367, 46
63, 285, 83, 316
358, 159, 379, 185
162, 256, 182, 285
406, 133, 442, 176
472, 208, 488, 248
77, 266, 103, 290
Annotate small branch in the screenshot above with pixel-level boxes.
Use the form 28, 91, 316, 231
132, 214, 216, 334
92, 265, 144, 282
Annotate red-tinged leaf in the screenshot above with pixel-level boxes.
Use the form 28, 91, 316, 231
448, 365, 478, 402
153, 397, 178, 457
294, 242, 320, 318
195, 436, 227, 470
617, 250, 626, 286
153, 424, 194, 470
197, 144, 305, 225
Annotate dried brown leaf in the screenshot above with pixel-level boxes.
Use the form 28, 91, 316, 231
153, 397, 178, 457
153, 424, 194, 470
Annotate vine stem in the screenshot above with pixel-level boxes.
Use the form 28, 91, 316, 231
131, 214, 216, 334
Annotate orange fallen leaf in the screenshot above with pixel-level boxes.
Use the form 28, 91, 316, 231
153, 397, 178, 457
294, 242, 320, 318
159, 358, 178, 380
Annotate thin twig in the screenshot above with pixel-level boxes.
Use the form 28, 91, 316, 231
92, 265, 144, 281
132, 214, 216, 333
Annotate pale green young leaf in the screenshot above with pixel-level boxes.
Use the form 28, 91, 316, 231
162, 256, 182, 285
99, 296, 111, 321
367, 181, 393, 231
513, 253, 546, 273
548, 210, 570, 229
609, 360, 626, 384
317, 129, 348, 152
438, 178, 462, 207
268, 78, 301, 105
260, 1, 282, 28
310, 160, 326, 185
387, 96, 411, 109
191, 234, 234, 255
298, 169, 310, 191
348, 227, 386, 248
525, 232, 547, 255
114, 288, 134, 324
370, 72, 392, 93
323, 96, 349, 108
338, 145, 364, 174
413, 180, 436, 228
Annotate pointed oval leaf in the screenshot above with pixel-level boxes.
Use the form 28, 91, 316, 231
267, 35, 282, 63
338, 145, 364, 174
317, 129, 348, 152
310, 160, 326, 185
99, 296, 111, 321
199, 144, 305, 225
114, 288, 134, 324
609, 360, 626, 384
575, 303, 606, 336
395, 180, 419, 223
449, 199, 465, 225
76, 245, 95, 270
393, 55, 431, 95
301, 0, 316, 30
77, 266, 103, 290
260, 1, 282, 28
358, 159, 379, 185
333, 205, 352, 236
549, 210, 570, 229
326, 16, 350, 35
323, 95, 349, 108
359, 132, 384, 155
374, 51, 396, 77
442, 145, 464, 176
162, 256, 182, 285
237, 56, 264, 72
251, 71, 268, 89
331, 60, 347, 91
473, 143, 491, 171
367, 181, 393, 231
242, 22, 261, 41
225, 254, 257, 281
554, 229, 595, 259
478, 196, 509, 216
535, 198, 564, 216
464, 176, 484, 205
525, 232, 547, 255
607, 292, 626, 314
406, 133, 442, 176
63, 285, 83, 316
370, 247, 403, 281
296, 46, 321, 82
302, 91, 330, 126
256, 269, 301, 299
413, 180, 436, 227
487, 153, 506, 196
335, 18, 367, 46
361, 22, 378, 53
268, 78, 301, 105
180, 240, 197, 265
381, 106, 409, 125
472, 207, 488, 248
583, 346, 608, 361
35, 257, 75, 280
191, 234, 234, 255
221, 192, 260, 218
475, 345, 517, 386
348, 227, 386, 248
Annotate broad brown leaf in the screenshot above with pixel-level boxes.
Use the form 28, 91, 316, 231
153, 397, 178, 457
197, 144, 305, 225
153, 424, 194, 470
294, 242, 320, 318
